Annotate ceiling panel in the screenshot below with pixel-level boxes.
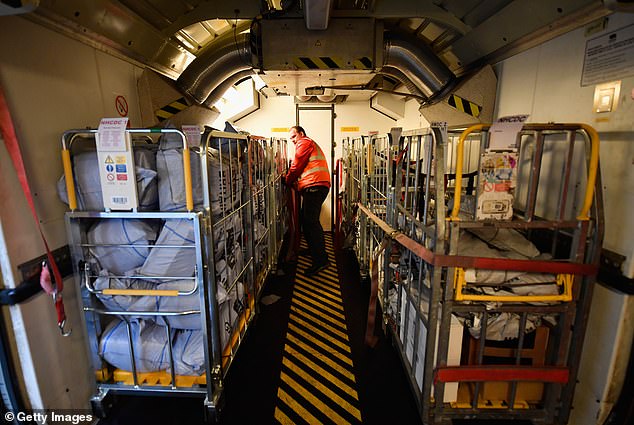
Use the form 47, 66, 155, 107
25, 0, 615, 99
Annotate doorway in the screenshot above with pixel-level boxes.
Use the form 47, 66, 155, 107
296, 104, 335, 232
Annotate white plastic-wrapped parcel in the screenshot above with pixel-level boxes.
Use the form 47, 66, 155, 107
99, 319, 206, 375
206, 149, 244, 217
88, 219, 159, 275
140, 219, 197, 279
99, 319, 173, 373
156, 148, 205, 211
213, 213, 243, 261
57, 149, 159, 211
217, 281, 246, 351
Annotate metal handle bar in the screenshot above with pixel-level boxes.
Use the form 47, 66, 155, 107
61, 128, 193, 211
453, 268, 574, 303
449, 123, 600, 221
81, 262, 198, 297
83, 307, 200, 316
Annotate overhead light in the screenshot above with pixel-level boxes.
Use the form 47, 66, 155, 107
305, 86, 325, 95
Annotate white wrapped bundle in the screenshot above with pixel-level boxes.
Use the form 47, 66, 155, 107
99, 319, 173, 373
132, 280, 202, 330
458, 232, 551, 284
213, 214, 243, 261
207, 150, 244, 218
173, 330, 206, 376
217, 280, 246, 349
215, 259, 237, 293
57, 150, 159, 211
157, 148, 204, 211
88, 219, 159, 275
140, 219, 197, 280
99, 320, 206, 375
57, 151, 102, 210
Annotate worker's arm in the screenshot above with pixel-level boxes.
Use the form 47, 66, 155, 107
286, 138, 312, 184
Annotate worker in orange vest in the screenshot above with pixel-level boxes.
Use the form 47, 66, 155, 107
284, 126, 331, 276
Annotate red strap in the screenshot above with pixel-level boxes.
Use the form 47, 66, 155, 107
365, 238, 389, 347
435, 366, 569, 384
285, 186, 301, 262
0, 84, 67, 332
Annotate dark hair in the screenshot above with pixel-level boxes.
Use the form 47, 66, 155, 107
291, 125, 306, 136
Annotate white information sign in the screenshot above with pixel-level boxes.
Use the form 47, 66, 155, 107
96, 118, 138, 210
96, 118, 128, 151
582, 23, 634, 87
488, 114, 529, 151
182, 125, 202, 148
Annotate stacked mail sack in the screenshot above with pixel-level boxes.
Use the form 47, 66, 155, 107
64, 132, 247, 375
392, 226, 559, 342
249, 141, 269, 279
57, 144, 159, 211
206, 136, 248, 352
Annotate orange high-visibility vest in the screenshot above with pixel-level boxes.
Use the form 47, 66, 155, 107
298, 138, 331, 191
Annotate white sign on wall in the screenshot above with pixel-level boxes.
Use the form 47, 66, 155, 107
581, 23, 634, 87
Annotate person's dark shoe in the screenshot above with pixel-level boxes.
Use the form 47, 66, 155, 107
305, 261, 330, 276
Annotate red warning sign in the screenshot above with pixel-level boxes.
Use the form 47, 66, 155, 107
115, 95, 129, 117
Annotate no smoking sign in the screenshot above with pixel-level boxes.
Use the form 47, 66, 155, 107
115, 95, 129, 117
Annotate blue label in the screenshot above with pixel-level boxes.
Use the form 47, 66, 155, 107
115, 164, 127, 173
106, 164, 114, 172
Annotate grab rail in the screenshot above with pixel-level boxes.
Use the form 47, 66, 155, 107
453, 268, 574, 303
61, 128, 192, 211
449, 123, 600, 221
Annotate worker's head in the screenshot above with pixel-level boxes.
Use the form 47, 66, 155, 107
289, 126, 306, 144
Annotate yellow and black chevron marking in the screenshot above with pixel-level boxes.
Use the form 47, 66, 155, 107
155, 97, 188, 122
275, 235, 362, 424
293, 56, 373, 70
447, 94, 481, 118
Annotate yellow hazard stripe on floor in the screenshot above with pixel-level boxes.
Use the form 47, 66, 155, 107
275, 235, 362, 424
155, 97, 188, 122
293, 56, 373, 70
447, 94, 481, 118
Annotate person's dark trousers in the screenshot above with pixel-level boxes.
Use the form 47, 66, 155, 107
300, 185, 329, 266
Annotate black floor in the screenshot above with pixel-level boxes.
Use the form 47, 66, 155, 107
219, 237, 423, 424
